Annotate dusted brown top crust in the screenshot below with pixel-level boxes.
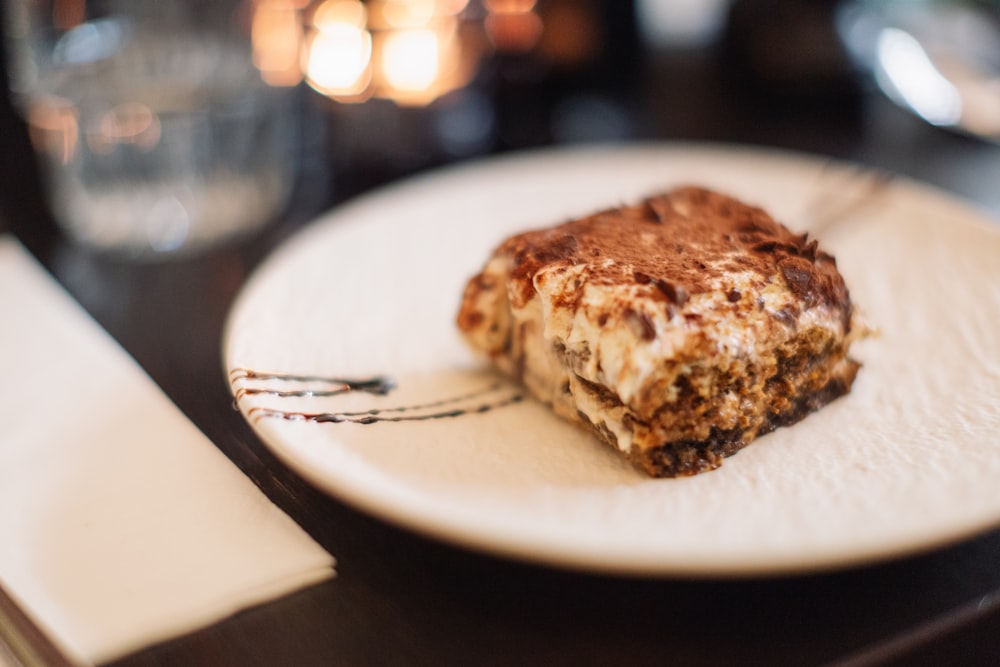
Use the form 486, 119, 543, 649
457, 186, 866, 477
492, 186, 850, 316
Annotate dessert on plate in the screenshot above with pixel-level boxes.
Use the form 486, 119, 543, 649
457, 186, 868, 477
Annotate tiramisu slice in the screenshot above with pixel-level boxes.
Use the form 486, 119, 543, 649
457, 186, 867, 477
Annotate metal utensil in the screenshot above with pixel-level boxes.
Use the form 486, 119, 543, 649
839, 0, 1000, 144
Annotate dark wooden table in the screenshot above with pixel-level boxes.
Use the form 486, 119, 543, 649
3, 10, 1000, 665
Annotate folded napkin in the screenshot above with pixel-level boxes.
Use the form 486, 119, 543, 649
0, 236, 335, 665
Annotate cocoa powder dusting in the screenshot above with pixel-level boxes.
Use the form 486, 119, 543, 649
493, 186, 851, 315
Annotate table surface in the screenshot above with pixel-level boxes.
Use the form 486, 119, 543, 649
3, 12, 1000, 666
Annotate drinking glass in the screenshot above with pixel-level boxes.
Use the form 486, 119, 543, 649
4, 0, 298, 257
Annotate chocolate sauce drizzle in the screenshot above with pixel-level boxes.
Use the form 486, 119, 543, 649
229, 368, 523, 426
229, 369, 396, 402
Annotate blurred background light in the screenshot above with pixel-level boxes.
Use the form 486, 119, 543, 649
301, 0, 477, 105
252, 0, 306, 86
876, 27, 962, 128
305, 0, 373, 100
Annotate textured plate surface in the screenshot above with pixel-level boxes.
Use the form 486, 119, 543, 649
224, 144, 1000, 576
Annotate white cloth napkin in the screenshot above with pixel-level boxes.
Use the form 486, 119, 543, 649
0, 237, 335, 665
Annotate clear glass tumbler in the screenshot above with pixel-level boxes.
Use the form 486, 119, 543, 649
4, 1, 298, 258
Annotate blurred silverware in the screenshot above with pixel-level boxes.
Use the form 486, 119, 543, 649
804, 163, 895, 237
839, 0, 1000, 144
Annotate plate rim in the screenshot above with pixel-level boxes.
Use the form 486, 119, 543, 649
223, 140, 1000, 577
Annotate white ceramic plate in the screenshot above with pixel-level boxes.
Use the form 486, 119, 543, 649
224, 143, 1000, 576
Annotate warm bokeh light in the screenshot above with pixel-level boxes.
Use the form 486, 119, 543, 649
50, 0, 85, 31
252, 0, 306, 86
305, 23, 373, 98
305, 0, 373, 99
379, 28, 441, 94
376, 0, 437, 29
484, 11, 541, 53
303, 0, 478, 105
370, 0, 470, 29
312, 0, 367, 29
88, 102, 162, 154
483, 0, 541, 53
437, 0, 471, 17
483, 0, 536, 13
27, 98, 78, 164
